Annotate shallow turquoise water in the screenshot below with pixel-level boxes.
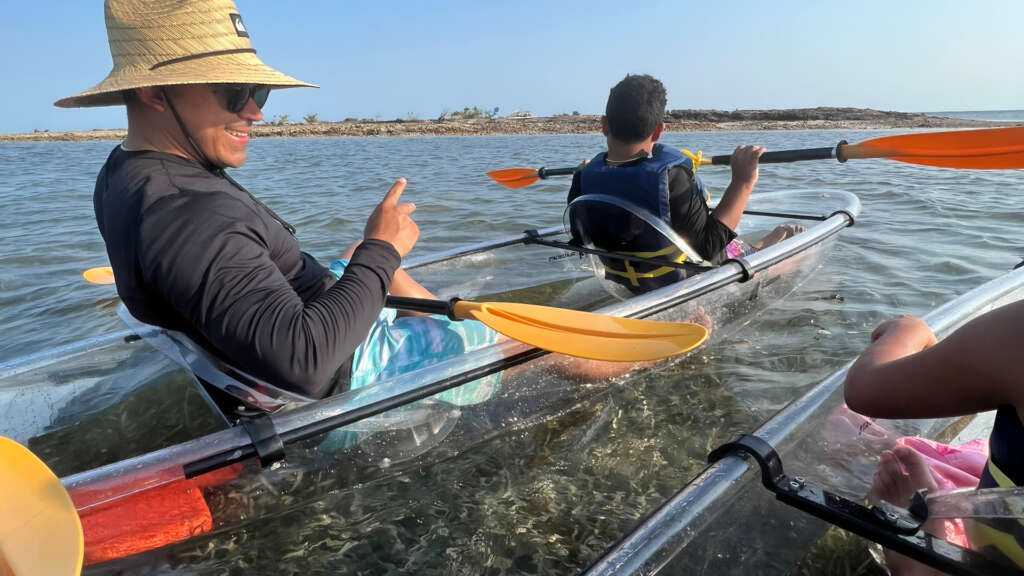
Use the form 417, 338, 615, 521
1, 130, 1022, 573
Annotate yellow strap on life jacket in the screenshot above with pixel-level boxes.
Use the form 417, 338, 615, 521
602, 246, 688, 287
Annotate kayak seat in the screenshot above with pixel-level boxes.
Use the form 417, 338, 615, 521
115, 305, 462, 465
564, 194, 707, 296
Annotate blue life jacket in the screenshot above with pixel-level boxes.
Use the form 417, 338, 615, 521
570, 144, 705, 293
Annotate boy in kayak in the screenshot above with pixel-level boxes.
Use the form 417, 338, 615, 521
845, 302, 1024, 572
57, 0, 499, 402
567, 74, 801, 293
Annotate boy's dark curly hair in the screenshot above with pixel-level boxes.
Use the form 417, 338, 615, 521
605, 74, 666, 143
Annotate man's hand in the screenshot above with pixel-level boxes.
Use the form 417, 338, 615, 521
364, 178, 419, 257
729, 145, 765, 188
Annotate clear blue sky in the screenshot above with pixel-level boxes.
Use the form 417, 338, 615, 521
2, 0, 1022, 133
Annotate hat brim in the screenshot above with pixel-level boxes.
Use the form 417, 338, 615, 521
55, 51, 317, 108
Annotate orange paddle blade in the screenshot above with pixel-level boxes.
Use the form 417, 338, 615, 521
485, 168, 541, 189
848, 126, 1024, 169
83, 267, 116, 286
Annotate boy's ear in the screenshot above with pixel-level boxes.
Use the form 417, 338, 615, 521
600, 116, 609, 136
651, 122, 664, 143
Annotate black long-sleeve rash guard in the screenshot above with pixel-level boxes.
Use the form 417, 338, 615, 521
94, 146, 401, 399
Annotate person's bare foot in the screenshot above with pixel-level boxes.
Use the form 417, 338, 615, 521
870, 445, 939, 507
869, 445, 947, 576
689, 306, 713, 336
752, 224, 806, 250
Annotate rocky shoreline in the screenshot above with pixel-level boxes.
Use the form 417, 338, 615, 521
1, 107, 1012, 142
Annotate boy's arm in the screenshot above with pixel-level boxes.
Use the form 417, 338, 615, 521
669, 171, 735, 260
712, 145, 764, 230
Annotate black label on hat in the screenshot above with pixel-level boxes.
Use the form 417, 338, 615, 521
229, 14, 249, 37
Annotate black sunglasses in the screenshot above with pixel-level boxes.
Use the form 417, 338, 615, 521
217, 84, 270, 113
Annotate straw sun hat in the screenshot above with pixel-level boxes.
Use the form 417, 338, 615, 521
55, 0, 316, 108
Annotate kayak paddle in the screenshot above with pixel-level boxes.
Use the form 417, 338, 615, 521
83, 266, 115, 285
83, 266, 708, 361
0, 437, 83, 576
486, 126, 1024, 188
487, 166, 578, 189
388, 295, 707, 361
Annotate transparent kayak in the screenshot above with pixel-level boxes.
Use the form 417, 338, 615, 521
584, 263, 1024, 576
0, 190, 859, 570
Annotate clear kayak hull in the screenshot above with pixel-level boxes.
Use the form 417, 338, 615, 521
584, 264, 1024, 576
0, 190, 859, 570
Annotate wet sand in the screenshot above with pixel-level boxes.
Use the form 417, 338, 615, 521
1, 107, 1014, 142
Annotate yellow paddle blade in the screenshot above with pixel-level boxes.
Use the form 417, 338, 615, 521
83, 267, 116, 286
848, 126, 1024, 169
485, 168, 541, 189
0, 437, 83, 576
453, 301, 708, 361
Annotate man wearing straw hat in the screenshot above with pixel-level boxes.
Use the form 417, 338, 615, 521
55, 0, 496, 400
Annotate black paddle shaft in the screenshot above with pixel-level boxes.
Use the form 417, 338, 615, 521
540, 141, 851, 176
710, 141, 848, 165
537, 166, 579, 179
385, 295, 458, 320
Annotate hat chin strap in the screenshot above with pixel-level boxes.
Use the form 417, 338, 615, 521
162, 88, 215, 171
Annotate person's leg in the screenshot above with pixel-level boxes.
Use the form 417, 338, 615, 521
339, 239, 436, 311
869, 445, 948, 576
338, 240, 361, 261
389, 269, 436, 301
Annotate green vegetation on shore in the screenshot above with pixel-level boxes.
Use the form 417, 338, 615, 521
1, 107, 1013, 142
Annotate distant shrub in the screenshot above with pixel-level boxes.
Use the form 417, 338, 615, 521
406, 112, 420, 121
344, 117, 358, 122
571, 111, 580, 116
449, 106, 497, 120
267, 114, 290, 126
303, 113, 319, 123
448, 107, 477, 119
